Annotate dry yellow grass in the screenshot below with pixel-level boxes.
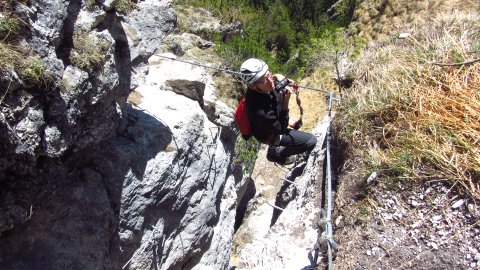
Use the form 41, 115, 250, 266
351, 0, 480, 42
289, 67, 339, 131
0, 42, 20, 72
336, 9, 480, 199
406, 64, 480, 196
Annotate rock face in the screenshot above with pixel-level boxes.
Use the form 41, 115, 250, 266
0, 0, 247, 269
232, 118, 330, 269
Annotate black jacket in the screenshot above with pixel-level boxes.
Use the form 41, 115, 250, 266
245, 88, 289, 144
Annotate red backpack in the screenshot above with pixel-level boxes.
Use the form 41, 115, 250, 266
235, 97, 252, 140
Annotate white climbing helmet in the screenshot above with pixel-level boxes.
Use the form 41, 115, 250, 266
240, 58, 268, 84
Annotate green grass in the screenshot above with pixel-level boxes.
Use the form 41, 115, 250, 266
71, 31, 111, 71
174, 0, 355, 80
234, 136, 259, 175
18, 57, 51, 87
355, 201, 370, 223
0, 15, 20, 41
0, 43, 52, 88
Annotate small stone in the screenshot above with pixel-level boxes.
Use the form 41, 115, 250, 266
470, 262, 477, 268
451, 199, 465, 209
431, 215, 442, 223
386, 199, 395, 206
366, 250, 372, 256
393, 213, 403, 220
335, 215, 344, 226
468, 247, 478, 253
383, 214, 393, 221
475, 253, 480, 261
411, 222, 421, 228
431, 242, 438, 250
366, 172, 378, 184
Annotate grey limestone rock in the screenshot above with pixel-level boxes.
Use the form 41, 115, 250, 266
0, 1, 247, 270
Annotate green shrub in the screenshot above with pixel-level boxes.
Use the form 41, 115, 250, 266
234, 136, 259, 175
0, 15, 20, 41
177, 0, 354, 79
71, 31, 111, 71
0, 44, 52, 88
18, 56, 51, 87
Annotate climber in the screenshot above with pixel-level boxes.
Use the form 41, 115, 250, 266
239, 58, 317, 165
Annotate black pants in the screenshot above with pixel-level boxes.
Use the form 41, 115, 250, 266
268, 129, 317, 158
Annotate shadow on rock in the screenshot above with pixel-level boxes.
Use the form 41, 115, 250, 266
0, 105, 172, 270
270, 162, 307, 227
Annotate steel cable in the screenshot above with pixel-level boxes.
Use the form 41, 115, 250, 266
151, 53, 338, 269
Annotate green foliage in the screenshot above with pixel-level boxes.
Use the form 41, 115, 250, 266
234, 136, 259, 175
0, 43, 51, 88
18, 56, 51, 87
309, 26, 364, 59
333, 0, 361, 26
304, 27, 364, 82
450, 48, 465, 63
281, 0, 327, 27
180, 0, 357, 79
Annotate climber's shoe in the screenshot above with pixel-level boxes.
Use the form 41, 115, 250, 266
267, 147, 296, 165
296, 151, 309, 164
276, 155, 297, 166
